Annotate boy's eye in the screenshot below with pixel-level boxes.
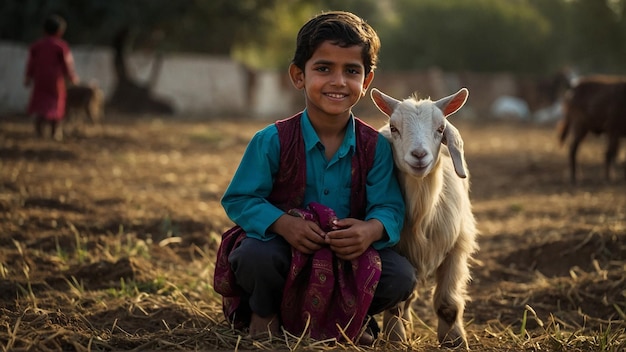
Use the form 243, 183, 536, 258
347, 68, 360, 75
315, 66, 330, 72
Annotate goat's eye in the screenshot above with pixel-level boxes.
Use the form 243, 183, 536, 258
390, 124, 399, 134
437, 124, 445, 134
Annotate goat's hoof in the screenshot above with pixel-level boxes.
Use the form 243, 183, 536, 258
387, 332, 407, 343
438, 328, 467, 350
357, 331, 375, 346
383, 324, 408, 343
440, 338, 467, 350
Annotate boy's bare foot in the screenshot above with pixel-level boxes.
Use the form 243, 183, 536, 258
358, 331, 374, 346
248, 313, 280, 338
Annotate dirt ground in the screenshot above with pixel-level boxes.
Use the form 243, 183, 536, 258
0, 113, 624, 351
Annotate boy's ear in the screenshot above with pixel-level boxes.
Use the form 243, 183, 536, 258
289, 63, 305, 90
361, 71, 375, 97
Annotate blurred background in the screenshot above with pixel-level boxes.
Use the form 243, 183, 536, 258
1, 0, 625, 119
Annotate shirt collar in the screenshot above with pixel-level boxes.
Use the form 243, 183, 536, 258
301, 110, 356, 157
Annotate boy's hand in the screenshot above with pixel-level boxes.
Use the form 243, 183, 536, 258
271, 214, 326, 254
325, 218, 383, 261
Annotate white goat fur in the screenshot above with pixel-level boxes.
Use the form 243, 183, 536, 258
371, 88, 478, 349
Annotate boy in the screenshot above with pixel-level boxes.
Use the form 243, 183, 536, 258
25, 14, 80, 140
214, 11, 416, 344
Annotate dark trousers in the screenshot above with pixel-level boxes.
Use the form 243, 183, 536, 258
228, 236, 417, 318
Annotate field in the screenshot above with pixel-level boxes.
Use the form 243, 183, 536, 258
1, 113, 625, 351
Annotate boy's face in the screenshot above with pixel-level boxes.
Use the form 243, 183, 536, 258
289, 40, 374, 121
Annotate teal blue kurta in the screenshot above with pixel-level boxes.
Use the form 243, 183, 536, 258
221, 110, 405, 250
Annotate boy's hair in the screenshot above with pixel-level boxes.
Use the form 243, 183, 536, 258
44, 15, 66, 36
292, 11, 380, 75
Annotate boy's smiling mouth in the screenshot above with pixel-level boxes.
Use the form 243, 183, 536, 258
325, 92, 348, 99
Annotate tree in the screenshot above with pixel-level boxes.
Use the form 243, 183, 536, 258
2, 0, 624, 80
231, 0, 387, 70
567, 0, 625, 73
377, 0, 551, 73
0, 0, 282, 113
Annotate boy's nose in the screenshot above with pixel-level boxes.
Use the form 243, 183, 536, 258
331, 72, 347, 86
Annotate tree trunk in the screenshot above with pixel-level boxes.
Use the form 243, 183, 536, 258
106, 27, 174, 115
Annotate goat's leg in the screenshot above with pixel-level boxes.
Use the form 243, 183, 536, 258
605, 133, 619, 181
84, 104, 95, 125
569, 127, 587, 184
433, 245, 470, 349
383, 292, 415, 342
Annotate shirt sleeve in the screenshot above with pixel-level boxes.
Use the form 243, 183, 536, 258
365, 133, 406, 250
220, 125, 285, 240
61, 41, 79, 83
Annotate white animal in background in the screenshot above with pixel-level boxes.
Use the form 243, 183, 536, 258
371, 87, 478, 349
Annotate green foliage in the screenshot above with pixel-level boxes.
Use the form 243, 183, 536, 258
378, 0, 551, 72
106, 276, 171, 298
1, 0, 624, 74
567, 0, 626, 73
232, 2, 315, 70
232, 0, 386, 70
0, 0, 280, 55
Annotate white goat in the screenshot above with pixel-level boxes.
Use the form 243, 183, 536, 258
371, 88, 478, 349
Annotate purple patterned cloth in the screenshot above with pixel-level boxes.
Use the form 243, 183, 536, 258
281, 202, 382, 341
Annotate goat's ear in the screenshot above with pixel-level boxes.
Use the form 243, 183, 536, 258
435, 88, 469, 117
442, 121, 467, 178
371, 88, 400, 117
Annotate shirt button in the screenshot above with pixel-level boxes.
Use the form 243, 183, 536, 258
323, 189, 329, 195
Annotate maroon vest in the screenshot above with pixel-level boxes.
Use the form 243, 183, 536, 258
268, 112, 379, 218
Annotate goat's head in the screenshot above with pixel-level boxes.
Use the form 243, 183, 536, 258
371, 88, 469, 178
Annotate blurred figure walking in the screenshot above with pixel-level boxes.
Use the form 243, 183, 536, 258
24, 14, 79, 140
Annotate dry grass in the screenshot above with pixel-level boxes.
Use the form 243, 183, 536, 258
0, 114, 625, 351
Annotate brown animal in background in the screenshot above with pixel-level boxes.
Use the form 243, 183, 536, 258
558, 75, 626, 183
65, 83, 105, 126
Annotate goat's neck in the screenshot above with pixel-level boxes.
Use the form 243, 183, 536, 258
399, 158, 444, 226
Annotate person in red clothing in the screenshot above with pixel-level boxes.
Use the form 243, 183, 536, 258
24, 14, 79, 140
